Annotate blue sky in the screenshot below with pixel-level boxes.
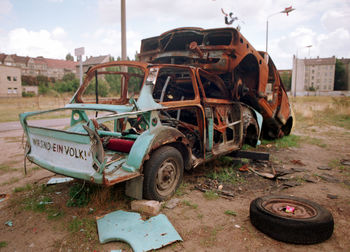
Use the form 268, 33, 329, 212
1, 0, 349, 69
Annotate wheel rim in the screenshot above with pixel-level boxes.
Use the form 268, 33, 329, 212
262, 198, 317, 219
156, 158, 179, 197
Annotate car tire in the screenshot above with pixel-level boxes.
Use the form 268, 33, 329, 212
143, 146, 183, 201
250, 195, 334, 244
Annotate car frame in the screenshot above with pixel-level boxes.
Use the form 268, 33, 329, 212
20, 61, 262, 201
138, 27, 293, 139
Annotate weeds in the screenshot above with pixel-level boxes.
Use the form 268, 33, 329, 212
224, 210, 237, 216
14, 183, 32, 193
182, 200, 198, 209
206, 166, 245, 185
175, 182, 188, 196
261, 134, 300, 148
203, 190, 219, 200
68, 217, 97, 241
303, 136, 327, 148
0, 241, 7, 248
66, 183, 91, 207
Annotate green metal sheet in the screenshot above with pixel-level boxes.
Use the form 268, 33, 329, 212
96, 210, 182, 252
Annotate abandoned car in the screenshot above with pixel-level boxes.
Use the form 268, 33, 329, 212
20, 61, 262, 201
138, 27, 293, 139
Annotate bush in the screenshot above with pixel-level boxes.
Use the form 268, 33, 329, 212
22, 91, 35, 97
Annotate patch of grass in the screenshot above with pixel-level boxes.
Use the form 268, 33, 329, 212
206, 166, 245, 185
47, 209, 65, 220
182, 200, 198, 209
224, 210, 237, 216
303, 136, 327, 148
4, 136, 21, 143
0, 241, 7, 248
261, 134, 300, 149
203, 190, 219, 200
68, 217, 97, 241
66, 183, 91, 207
197, 213, 203, 219
0, 177, 20, 186
175, 182, 188, 197
14, 183, 32, 193
0, 164, 12, 172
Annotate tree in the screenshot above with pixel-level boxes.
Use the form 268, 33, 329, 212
280, 72, 292, 91
334, 59, 346, 90
66, 53, 74, 61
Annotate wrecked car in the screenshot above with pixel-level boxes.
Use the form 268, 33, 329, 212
138, 27, 293, 139
20, 61, 262, 201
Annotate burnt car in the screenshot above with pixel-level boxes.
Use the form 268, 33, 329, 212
20, 61, 261, 201
138, 27, 293, 139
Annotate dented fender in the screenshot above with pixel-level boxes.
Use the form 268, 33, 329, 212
122, 126, 190, 173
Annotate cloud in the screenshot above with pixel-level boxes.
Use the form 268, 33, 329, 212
80, 27, 142, 59
0, 0, 12, 16
0, 28, 69, 59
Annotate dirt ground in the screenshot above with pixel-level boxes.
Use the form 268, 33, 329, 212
0, 98, 350, 251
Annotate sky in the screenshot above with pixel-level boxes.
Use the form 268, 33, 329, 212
0, 0, 349, 69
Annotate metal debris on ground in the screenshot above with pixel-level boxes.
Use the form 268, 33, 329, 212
319, 173, 340, 183
340, 159, 350, 166
195, 179, 235, 199
282, 181, 301, 188
0, 194, 9, 203
317, 166, 332, 171
5, 220, 13, 227
327, 194, 338, 199
96, 210, 182, 252
302, 174, 318, 183
47, 177, 74, 185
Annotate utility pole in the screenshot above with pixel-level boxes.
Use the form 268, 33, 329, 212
121, 0, 127, 61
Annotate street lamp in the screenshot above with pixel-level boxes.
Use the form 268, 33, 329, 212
266, 6, 295, 53
293, 45, 312, 97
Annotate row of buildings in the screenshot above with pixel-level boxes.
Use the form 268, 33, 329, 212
291, 56, 350, 96
0, 53, 110, 97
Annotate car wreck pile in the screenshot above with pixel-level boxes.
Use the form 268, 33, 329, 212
20, 27, 293, 201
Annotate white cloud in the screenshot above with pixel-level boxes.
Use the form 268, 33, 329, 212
80, 27, 142, 60
0, 0, 12, 16
0, 28, 69, 59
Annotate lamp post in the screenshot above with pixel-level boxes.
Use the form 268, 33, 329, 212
266, 6, 295, 53
293, 45, 312, 97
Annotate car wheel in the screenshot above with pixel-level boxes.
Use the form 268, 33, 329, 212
143, 146, 183, 201
250, 195, 334, 244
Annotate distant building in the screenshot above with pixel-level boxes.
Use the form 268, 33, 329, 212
0, 53, 77, 80
0, 65, 22, 97
43, 58, 77, 79
339, 58, 350, 91
292, 56, 336, 96
77, 55, 110, 77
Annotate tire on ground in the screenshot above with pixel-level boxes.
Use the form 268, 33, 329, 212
250, 195, 334, 244
143, 146, 183, 201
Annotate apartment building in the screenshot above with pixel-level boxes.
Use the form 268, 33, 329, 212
0, 65, 22, 97
292, 56, 336, 96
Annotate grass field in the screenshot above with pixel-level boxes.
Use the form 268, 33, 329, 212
0, 96, 71, 122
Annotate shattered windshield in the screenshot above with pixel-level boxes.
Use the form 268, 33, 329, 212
78, 65, 145, 104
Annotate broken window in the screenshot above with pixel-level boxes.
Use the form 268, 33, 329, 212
198, 69, 230, 100
153, 67, 195, 102
79, 65, 144, 104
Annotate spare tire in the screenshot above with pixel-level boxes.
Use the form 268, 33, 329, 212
250, 195, 334, 244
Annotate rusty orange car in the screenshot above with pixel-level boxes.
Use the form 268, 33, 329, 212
138, 27, 293, 139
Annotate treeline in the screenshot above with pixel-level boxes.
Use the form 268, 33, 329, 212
22, 73, 79, 96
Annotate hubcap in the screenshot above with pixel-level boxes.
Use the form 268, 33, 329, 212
262, 198, 317, 219
156, 158, 178, 196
